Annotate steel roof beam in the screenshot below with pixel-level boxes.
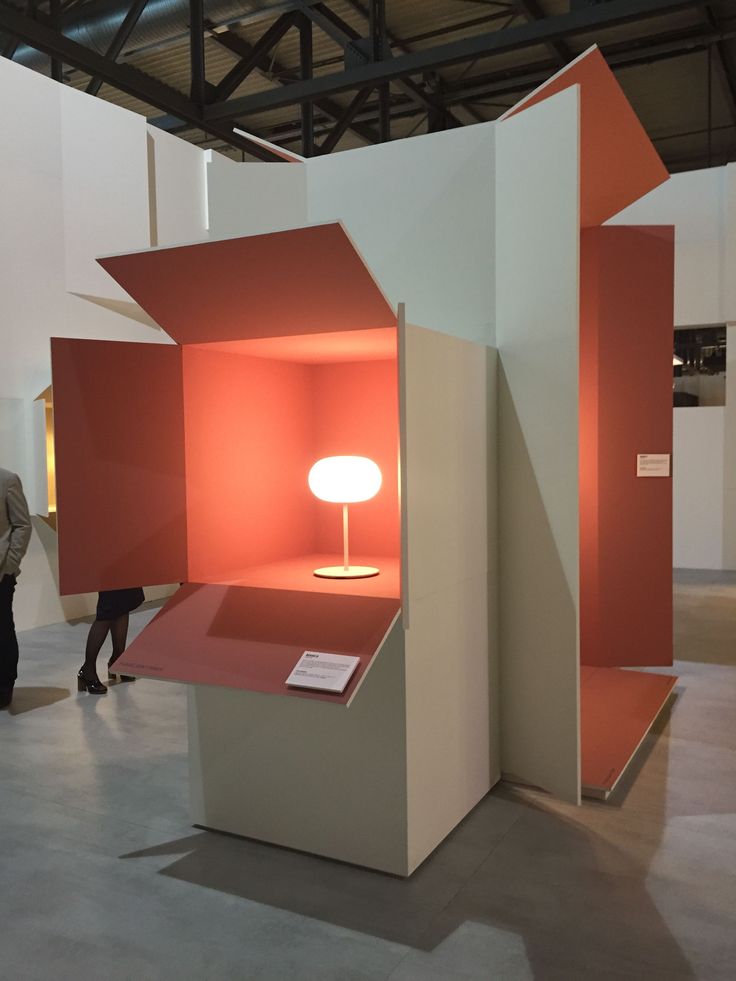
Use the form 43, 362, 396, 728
212, 11, 298, 102
0, 2, 283, 161
318, 85, 373, 152
203, 0, 706, 122
704, 5, 736, 130
513, 0, 570, 67
443, 24, 736, 108
299, 1, 468, 128
85, 0, 151, 97
209, 22, 380, 145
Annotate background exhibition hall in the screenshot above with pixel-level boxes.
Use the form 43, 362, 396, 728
0, 1, 735, 979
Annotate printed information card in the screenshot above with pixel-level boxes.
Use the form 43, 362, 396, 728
636, 453, 671, 478
286, 650, 360, 694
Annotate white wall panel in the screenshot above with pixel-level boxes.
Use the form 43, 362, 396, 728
0, 64, 196, 628
673, 407, 725, 569
724, 164, 736, 322
60, 85, 150, 300
206, 152, 307, 240
401, 324, 495, 872
147, 127, 208, 248
611, 167, 727, 326
307, 125, 496, 345
613, 165, 736, 570
0, 58, 61, 179
0, 399, 27, 478
190, 619, 410, 875
495, 87, 581, 804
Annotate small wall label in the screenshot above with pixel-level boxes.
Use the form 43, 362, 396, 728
286, 650, 360, 694
636, 453, 671, 478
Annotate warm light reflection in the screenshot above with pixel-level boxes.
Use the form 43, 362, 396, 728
35, 385, 56, 515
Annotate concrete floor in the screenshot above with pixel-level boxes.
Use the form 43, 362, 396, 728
1, 573, 735, 980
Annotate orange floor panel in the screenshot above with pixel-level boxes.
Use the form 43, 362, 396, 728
581, 666, 677, 799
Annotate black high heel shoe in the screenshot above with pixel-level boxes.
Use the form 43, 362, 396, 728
77, 668, 107, 694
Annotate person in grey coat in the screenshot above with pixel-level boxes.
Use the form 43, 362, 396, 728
0, 467, 32, 708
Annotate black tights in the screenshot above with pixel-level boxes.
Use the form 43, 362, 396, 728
83, 614, 129, 678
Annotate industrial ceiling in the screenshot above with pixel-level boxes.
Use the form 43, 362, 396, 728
1, 0, 735, 171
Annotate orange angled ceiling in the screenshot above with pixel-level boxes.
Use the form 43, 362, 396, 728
502, 46, 668, 227
98, 223, 397, 345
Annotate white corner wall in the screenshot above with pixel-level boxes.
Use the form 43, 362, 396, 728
724, 325, 736, 568
60, 84, 151, 300
147, 126, 208, 248
612, 163, 736, 569
0, 58, 208, 629
673, 407, 725, 569
495, 87, 581, 804
306, 125, 496, 346
206, 152, 308, 240
610, 165, 734, 326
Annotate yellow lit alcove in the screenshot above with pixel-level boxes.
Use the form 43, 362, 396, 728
35, 385, 56, 530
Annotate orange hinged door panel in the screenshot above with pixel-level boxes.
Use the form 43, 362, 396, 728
51, 338, 187, 594
580, 226, 674, 667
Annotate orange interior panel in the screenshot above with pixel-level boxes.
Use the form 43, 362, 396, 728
182, 347, 316, 583
182, 342, 400, 585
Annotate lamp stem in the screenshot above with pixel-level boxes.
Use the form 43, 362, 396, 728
343, 503, 349, 571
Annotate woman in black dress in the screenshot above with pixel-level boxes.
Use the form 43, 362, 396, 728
77, 587, 145, 694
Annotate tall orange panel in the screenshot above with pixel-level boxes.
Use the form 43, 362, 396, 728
580, 226, 674, 667
51, 338, 188, 594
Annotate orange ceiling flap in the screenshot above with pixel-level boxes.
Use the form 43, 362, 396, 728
501, 46, 669, 227
98, 223, 397, 345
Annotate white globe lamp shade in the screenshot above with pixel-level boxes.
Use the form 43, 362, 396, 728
307, 456, 382, 579
308, 456, 382, 504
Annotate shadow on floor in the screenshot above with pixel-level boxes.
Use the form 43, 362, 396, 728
6, 686, 70, 715
121, 790, 694, 978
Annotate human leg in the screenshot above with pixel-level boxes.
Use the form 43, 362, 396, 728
108, 613, 135, 681
79, 618, 110, 693
0, 574, 18, 707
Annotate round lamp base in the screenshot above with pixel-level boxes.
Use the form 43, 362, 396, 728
313, 565, 380, 580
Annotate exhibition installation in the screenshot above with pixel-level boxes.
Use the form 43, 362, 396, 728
1, 0, 735, 974
41, 46, 674, 873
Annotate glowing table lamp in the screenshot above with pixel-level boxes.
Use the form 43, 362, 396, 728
308, 456, 382, 579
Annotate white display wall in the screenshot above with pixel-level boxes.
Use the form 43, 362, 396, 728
306, 125, 496, 346
0, 57, 208, 628
612, 164, 736, 570
673, 407, 725, 569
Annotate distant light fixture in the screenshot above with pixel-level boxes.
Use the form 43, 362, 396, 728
673, 354, 683, 366
308, 456, 382, 579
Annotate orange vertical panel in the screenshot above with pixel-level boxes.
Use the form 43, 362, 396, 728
51, 338, 187, 594
580, 226, 674, 667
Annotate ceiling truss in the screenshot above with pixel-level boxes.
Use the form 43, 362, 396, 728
0, 0, 734, 170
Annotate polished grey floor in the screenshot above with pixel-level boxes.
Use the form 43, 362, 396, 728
1, 574, 735, 980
